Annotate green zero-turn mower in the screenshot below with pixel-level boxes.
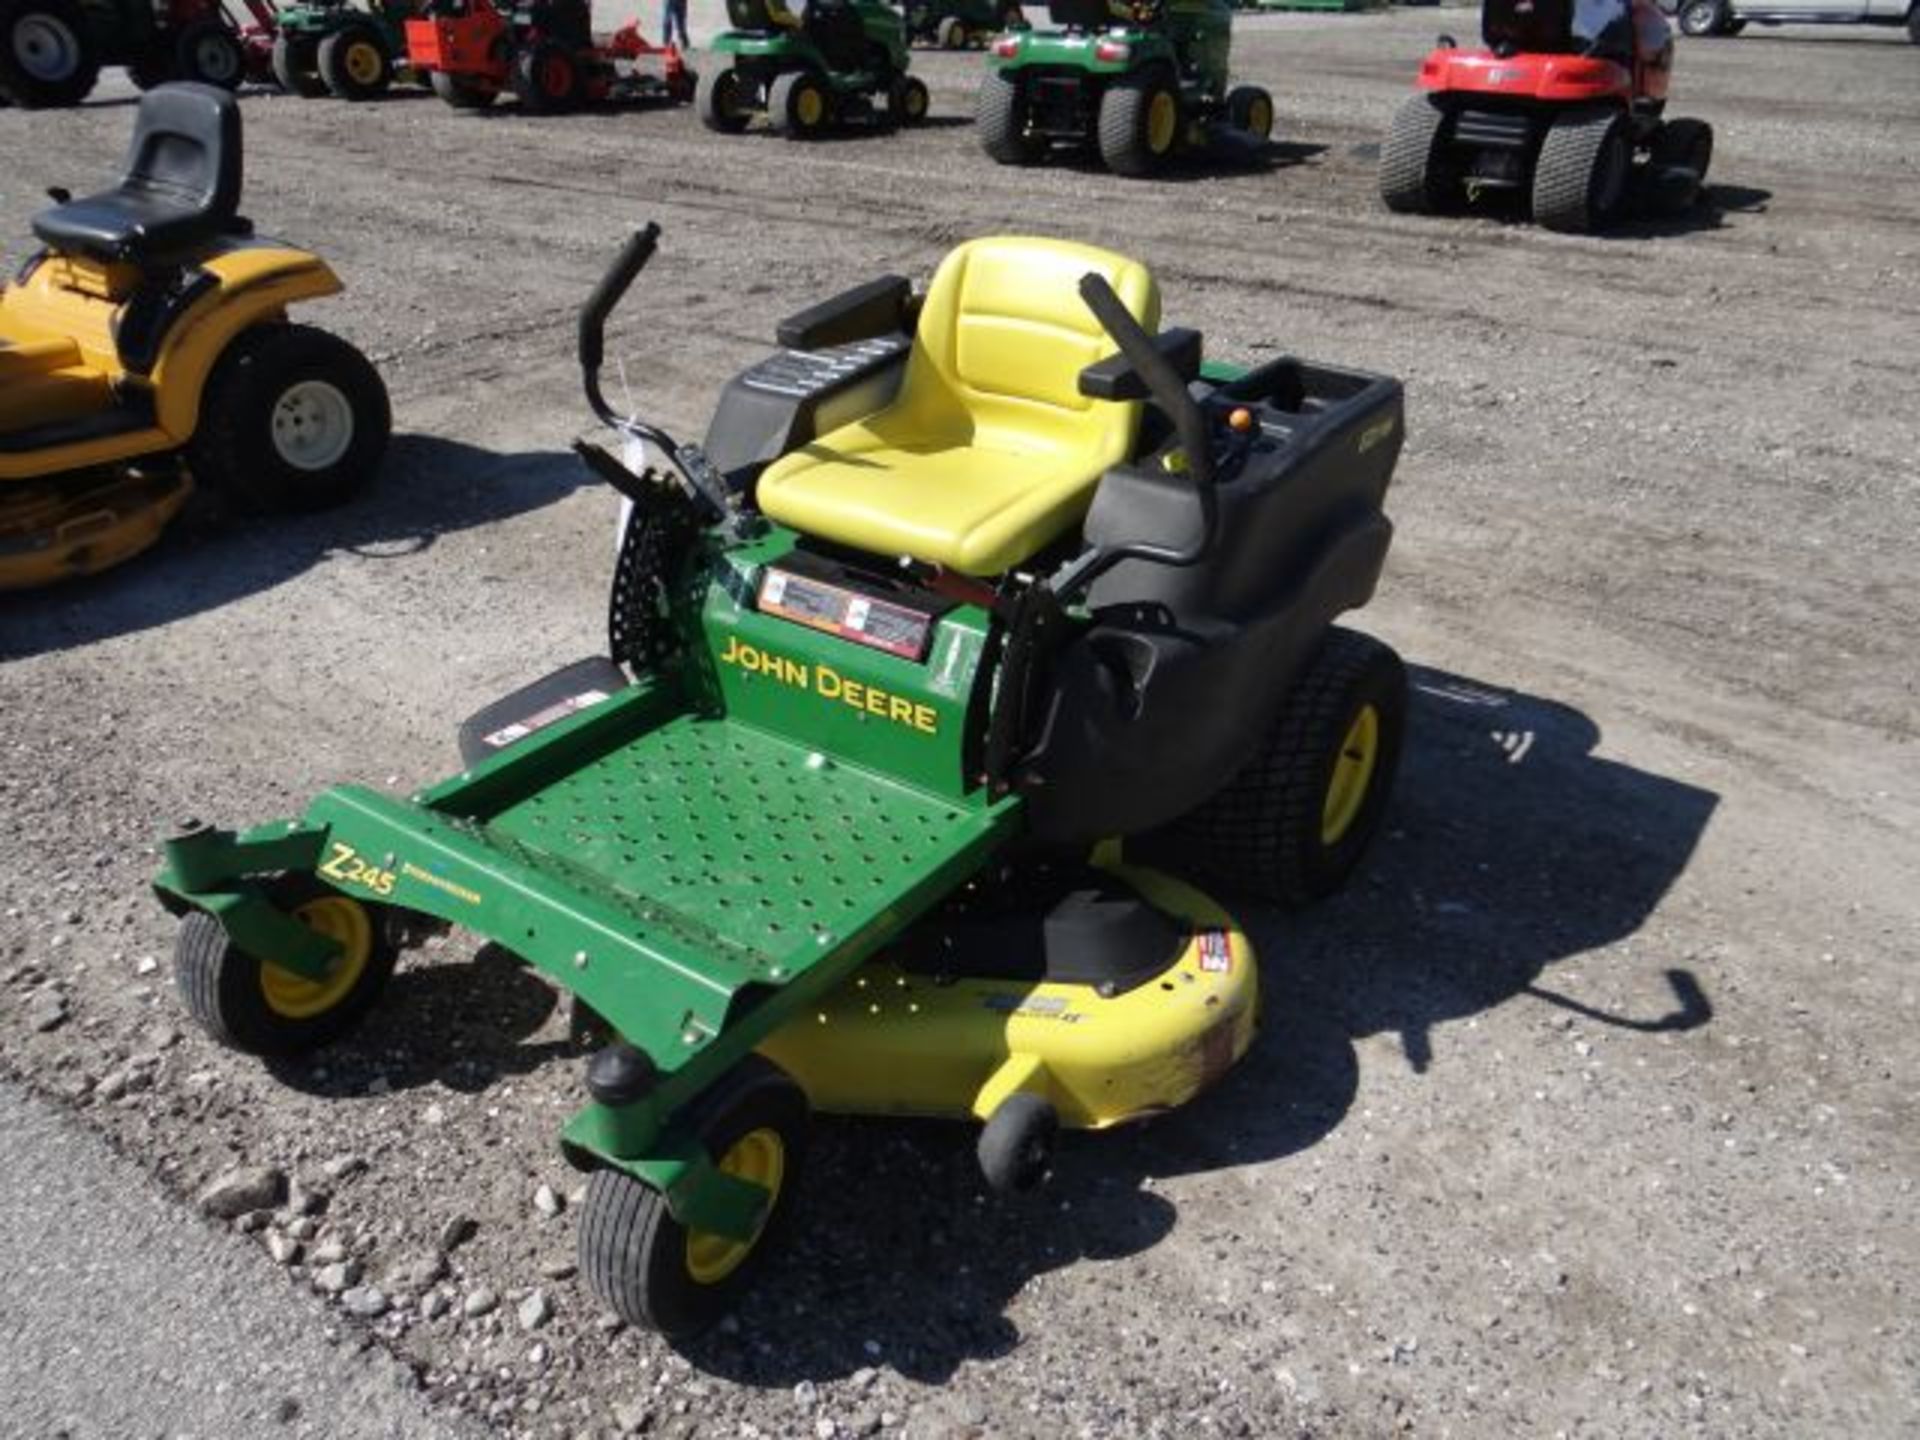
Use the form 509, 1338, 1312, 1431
696, 0, 928, 136
270, 0, 420, 101
155, 225, 1408, 1337
978, 0, 1274, 176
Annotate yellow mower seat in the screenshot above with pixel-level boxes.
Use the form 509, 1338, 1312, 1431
757, 236, 1161, 577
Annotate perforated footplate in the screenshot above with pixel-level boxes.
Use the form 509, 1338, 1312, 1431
482, 713, 982, 979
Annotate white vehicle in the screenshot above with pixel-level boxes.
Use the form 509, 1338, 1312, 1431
1669, 0, 1920, 40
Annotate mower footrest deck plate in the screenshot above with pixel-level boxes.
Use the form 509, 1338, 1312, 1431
306, 697, 1014, 1069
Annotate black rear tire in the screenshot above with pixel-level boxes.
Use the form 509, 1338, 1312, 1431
695, 64, 750, 131
976, 70, 1040, 164
767, 67, 830, 137
0, 0, 101, 108
1379, 93, 1455, 214
175, 887, 399, 1056
173, 18, 245, 90
1225, 83, 1273, 141
188, 324, 391, 515
319, 23, 392, 101
430, 68, 496, 108
1161, 628, 1408, 909
1097, 69, 1181, 178
579, 1056, 809, 1338
888, 72, 928, 126
1532, 106, 1630, 233
978, 1092, 1058, 1194
511, 38, 578, 113
271, 34, 326, 97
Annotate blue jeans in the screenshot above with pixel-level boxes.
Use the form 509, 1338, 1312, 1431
661, 0, 690, 47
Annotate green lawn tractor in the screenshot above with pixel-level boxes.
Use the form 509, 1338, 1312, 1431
697, 0, 928, 137
0, 0, 262, 106
270, 0, 419, 99
977, 0, 1274, 176
155, 225, 1408, 1337
904, 0, 1026, 48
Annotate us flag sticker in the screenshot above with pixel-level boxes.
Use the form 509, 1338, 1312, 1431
1198, 931, 1233, 973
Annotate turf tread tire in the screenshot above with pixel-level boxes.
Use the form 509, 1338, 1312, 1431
188, 324, 390, 515
1532, 106, 1629, 234
578, 1056, 809, 1339
319, 24, 391, 100
695, 64, 749, 131
1097, 69, 1179, 178
1379, 93, 1452, 214
975, 70, 1038, 164
173, 19, 245, 90
173, 900, 398, 1056
1162, 627, 1407, 910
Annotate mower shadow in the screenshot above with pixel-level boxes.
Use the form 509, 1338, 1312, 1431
1611, 181, 1773, 238
266, 942, 573, 1097
1036, 136, 1326, 182
0, 435, 583, 662
681, 665, 1716, 1386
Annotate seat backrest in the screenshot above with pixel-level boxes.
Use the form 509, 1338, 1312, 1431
726, 0, 800, 29
122, 83, 243, 219
1047, 0, 1129, 29
901, 236, 1161, 459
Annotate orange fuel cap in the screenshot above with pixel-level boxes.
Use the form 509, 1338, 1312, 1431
1228, 407, 1255, 434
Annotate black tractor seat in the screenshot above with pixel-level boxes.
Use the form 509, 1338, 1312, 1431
31, 84, 245, 267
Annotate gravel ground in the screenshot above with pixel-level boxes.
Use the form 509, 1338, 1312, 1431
2, 10, 1917, 1439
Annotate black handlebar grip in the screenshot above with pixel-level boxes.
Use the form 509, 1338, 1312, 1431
579, 223, 661, 376
1078, 272, 1212, 489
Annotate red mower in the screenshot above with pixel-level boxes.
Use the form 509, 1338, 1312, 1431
1380, 0, 1714, 233
405, 0, 691, 112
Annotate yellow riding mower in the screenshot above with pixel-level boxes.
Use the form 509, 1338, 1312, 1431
0, 83, 389, 591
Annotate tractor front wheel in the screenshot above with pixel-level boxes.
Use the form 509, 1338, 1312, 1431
430, 68, 496, 108
173, 19, 245, 90
578, 1056, 809, 1338
695, 64, 749, 132
1646, 115, 1713, 213
189, 324, 390, 514
976, 70, 1040, 164
1533, 106, 1630, 233
0, 0, 101, 108
1379, 93, 1455, 214
1098, 70, 1181, 178
1225, 83, 1273, 142
175, 888, 400, 1056
1162, 627, 1407, 909
887, 73, 929, 127
936, 15, 963, 47
319, 23, 392, 101
767, 68, 830, 138
271, 34, 326, 97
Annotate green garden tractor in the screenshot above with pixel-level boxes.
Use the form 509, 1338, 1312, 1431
696, 0, 928, 137
977, 0, 1274, 177
270, 0, 419, 99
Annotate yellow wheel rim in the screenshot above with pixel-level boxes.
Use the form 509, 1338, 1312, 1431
907, 85, 926, 118
795, 84, 824, 128
1321, 703, 1380, 846
1147, 90, 1177, 154
345, 40, 382, 85
1249, 96, 1272, 138
260, 896, 373, 1020
684, 1127, 784, 1284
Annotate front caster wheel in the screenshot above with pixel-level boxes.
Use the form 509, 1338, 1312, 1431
174, 887, 399, 1055
978, 1091, 1058, 1193
579, 1056, 809, 1338
188, 324, 390, 514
